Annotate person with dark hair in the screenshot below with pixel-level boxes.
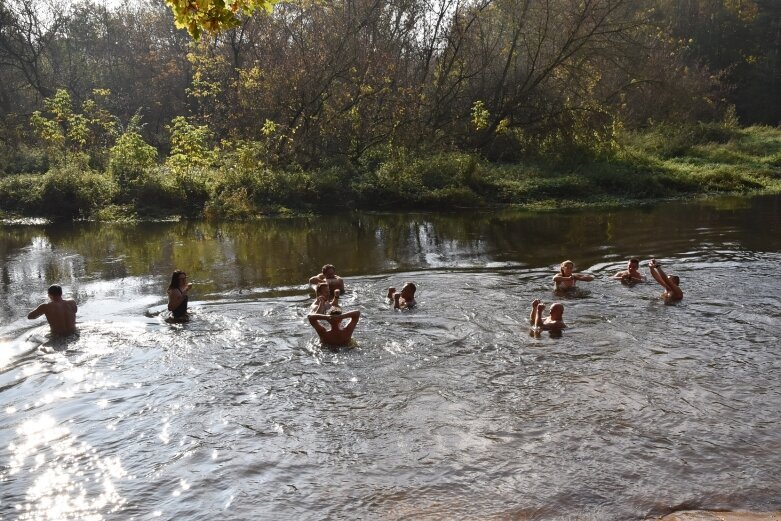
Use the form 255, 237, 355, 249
613, 258, 646, 284
168, 270, 192, 319
27, 285, 78, 336
387, 282, 416, 309
553, 260, 594, 290
529, 299, 565, 331
309, 264, 345, 298
307, 311, 360, 347
648, 259, 683, 301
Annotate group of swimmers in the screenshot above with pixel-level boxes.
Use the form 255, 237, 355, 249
26, 257, 681, 345
304, 264, 417, 345
531, 258, 683, 333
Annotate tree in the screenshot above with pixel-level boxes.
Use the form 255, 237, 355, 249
164, 0, 276, 39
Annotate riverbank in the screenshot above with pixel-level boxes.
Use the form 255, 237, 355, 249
1, 124, 780, 221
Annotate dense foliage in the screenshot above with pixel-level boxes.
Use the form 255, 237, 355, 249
0, 0, 780, 219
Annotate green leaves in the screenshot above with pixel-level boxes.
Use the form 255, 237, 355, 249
165, 0, 277, 39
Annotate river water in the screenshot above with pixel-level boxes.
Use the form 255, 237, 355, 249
0, 196, 780, 520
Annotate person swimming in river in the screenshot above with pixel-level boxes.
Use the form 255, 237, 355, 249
553, 260, 594, 290
612, 258, 646, 284
308, 311, 360, 347
309, 264, 345, 298
648, 259, 683, 301
167, 270, 192, 320
27, 284, 78, 336
387, 282, 416, 310
310, 283, 342, 315
529, 299, 566, 331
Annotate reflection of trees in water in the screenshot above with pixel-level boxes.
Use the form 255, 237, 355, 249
1, 196, 780, 309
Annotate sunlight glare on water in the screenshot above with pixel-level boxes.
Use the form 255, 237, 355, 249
0, 195, 780, 520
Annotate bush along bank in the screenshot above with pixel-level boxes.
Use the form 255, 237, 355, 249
2, 123, 781, 221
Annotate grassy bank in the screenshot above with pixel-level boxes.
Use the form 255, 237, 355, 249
1, 124, 780, 221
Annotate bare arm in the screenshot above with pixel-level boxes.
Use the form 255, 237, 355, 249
574, 273, 594, 281
308, 314, 328, 334
529, 299, 540, 325
28, 304, 46, 320
654, 265, 682, 299
648, 264, 671, 291
309, 274, 322, 285
394, 293, 401, 309
330, 289, 341, 308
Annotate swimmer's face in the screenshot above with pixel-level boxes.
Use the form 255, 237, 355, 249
549, 303, 564, 320
562, 263, 573, 275
628, 260, 639, 270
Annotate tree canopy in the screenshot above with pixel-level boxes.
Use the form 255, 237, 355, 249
164, 0, 276, 39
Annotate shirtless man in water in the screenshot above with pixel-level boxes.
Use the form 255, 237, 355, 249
529, 299, 566, 331
387, 282, 416, 310
308, 311, 360, 347
27, 285, 78, 336
309, 264, 345, 298
648, 259, 683, 301
612, 258, 646, 284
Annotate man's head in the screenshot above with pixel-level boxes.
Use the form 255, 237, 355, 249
628, 258, 640, 270
400, 282, 416, 299
670, 275, 680, 286
549, 302, 564, 320
47, 285, 63, 299
321, 264, 336, 278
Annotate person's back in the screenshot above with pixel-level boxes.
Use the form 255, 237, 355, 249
308, 311, 360, 347
28, 285, 77, 336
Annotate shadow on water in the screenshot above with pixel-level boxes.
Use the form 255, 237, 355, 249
0, 194, 780, 520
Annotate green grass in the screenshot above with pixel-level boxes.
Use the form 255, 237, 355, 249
1, 124, 780, 220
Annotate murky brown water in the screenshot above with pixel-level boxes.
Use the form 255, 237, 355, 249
1, 195, 780, 520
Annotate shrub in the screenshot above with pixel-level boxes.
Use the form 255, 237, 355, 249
0, 174, 43, 214
109, 130, 159, 197
39, 156, 117, 219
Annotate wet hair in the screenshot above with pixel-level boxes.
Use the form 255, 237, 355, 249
47, 285, 63, 297
550, 302, 564, 316
402, 282, 416, 297
629, 258, 640, 266
321, 264, 335, 274
316, 282, 329, 296
559, 260, 574, 275
670, 275, 680, 286
169, 270, 186, 290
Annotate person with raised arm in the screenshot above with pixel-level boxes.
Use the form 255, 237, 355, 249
310, 283, 342, 315
648, 259, 683, 301
528, 299, 566, 331
307, 311, 360, 347
387, 282, 416, 310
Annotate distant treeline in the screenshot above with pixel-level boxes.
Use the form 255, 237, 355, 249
0, 0, 780, 219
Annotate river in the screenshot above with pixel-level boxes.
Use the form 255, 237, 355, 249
1, 195, 780, 520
